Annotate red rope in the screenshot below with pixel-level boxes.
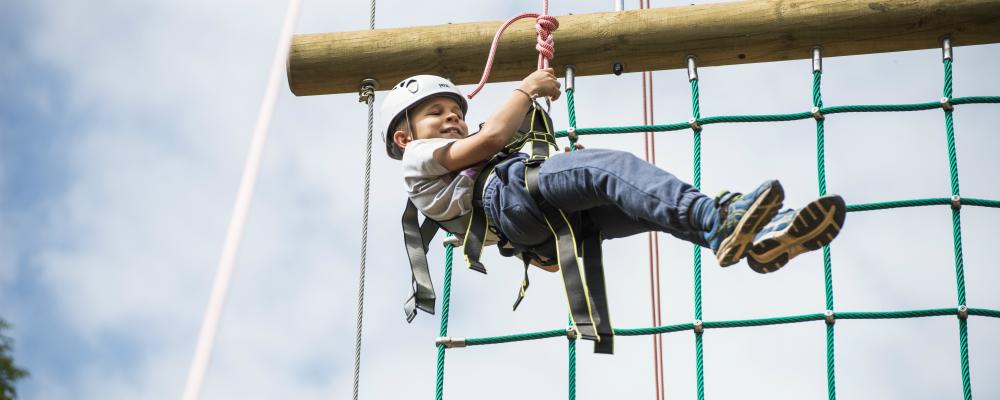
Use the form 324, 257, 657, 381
640, 2, 665, 399
466, 0, 558, 99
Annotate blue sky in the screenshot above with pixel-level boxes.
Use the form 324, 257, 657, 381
2, 0, 999, 399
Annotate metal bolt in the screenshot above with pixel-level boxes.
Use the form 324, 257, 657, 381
951, 195, 962, 210
941, 97, 954, 111
824, 310, 835, 326
567, 127, 578, 140
565, 65, 576, 91
688, 118, 701, 131
958, 305, 969, 320
612, 62, 624, 76
687, 55, 699, 81
693, 320, 704, 334
811, 107, 824, 120
812, 47, 823, 73
435, 337, 466, 348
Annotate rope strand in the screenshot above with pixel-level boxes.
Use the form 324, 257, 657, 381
181, 2, 302, 399
353, 2, 376, 400
467, 0, 558, 99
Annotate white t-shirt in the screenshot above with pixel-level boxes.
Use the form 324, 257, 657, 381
401, 138, 499, 246
402, 138, 481, 221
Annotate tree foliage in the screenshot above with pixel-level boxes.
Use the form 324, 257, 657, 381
0, 319, 28, 400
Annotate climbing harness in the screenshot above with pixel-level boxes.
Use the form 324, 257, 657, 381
400, 100, 615, 354
399, 0, 616, 354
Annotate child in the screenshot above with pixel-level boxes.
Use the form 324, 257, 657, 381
384, 70, 847, 352
382, 69, 846, 275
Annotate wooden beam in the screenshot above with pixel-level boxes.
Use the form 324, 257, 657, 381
287, 0, 1000, 96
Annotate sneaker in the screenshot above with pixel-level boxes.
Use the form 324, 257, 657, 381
748, 195, 846, 273
707, 180, 785, 267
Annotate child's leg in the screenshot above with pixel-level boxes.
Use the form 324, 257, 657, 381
483, 152, 707, 248
484, 149, 783, 266
537, 149, 708, 242
537, 149, 784, 265
585, 204, 710, 247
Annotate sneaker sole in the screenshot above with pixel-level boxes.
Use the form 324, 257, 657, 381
748, 195, 846, 274
716, 181, 785, 267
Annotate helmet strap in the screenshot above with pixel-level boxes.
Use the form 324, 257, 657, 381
404, 109, 415, 141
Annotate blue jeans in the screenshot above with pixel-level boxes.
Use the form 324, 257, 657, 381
482, 149, 711, 249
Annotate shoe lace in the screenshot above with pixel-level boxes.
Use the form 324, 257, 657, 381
706, 190, 744, 242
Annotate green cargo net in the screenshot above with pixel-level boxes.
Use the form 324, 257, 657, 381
432, 43, 1000, 400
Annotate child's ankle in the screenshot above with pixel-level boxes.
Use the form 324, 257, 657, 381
688, 196, 719, 233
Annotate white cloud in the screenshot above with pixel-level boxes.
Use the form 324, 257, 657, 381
4, 0, 1000, 399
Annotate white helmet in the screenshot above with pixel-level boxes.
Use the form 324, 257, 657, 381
380, 75, 468, 160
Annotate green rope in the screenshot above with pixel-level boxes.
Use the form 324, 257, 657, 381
568, 335, 576, 400
465, 329, 567, 345
690, 75, 706, 400
552, 97, 1000, 137
813, 68, 838, 400
826, 324, 836, 400
847, 197, 1000, 212
822, 103, 940, 113
959, 319, 971, 400
837, 309, 958, 319
970, 308, 1000, 318
435, 238, 455, 400
952, 209, 968, 307
814, 71, 828, 198
945, 58, 954, 99
952, 96, 1000, 104
700, 112, 812, 124
565, 86, 578, 400
567, 88, 579, 151
942, 57, 973, 400
457, 308, 1000, 344
430, 45, 999, 400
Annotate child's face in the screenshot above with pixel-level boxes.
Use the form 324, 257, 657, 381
393, 97, 468, 148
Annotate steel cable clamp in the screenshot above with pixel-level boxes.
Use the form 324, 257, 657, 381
435, 337, 467, 348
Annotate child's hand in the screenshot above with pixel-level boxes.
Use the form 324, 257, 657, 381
563, 143, 585, 152
518, 68, 562, 101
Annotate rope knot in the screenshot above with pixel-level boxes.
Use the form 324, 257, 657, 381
466, 2, 560, 99
534, 15, 559, 67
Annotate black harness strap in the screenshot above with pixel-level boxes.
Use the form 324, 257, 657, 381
402, 200, 440, 322
399, 103, 616, 354
460, 203, 490, 274
460, 118, 539, 275
581, 227, 614, 354
526, 165, 605, 346
521, 105, 614, 353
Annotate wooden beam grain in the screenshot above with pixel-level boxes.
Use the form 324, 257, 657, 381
287, 0, 1000, 96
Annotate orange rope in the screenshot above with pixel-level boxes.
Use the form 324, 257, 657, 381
640, 2, 665, 399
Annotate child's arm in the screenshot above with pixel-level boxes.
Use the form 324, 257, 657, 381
436, 69, 562, 171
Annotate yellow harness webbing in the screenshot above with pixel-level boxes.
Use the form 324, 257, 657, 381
400, 103, 615, 354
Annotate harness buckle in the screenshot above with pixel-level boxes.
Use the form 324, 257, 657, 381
524, 155, 547, 167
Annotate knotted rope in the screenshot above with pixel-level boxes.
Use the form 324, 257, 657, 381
467, 0, 558, 99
